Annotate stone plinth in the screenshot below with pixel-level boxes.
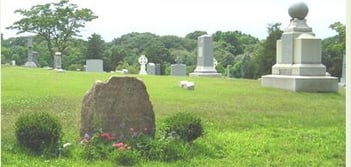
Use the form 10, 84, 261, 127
190, 35, 221, 77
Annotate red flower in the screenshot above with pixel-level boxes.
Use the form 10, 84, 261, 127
100, 132, 114, 141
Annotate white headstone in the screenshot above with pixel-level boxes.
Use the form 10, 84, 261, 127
190, 35, 221, 77
147, 63, 156, 75
11, 60, 16, 66
138, 55, 148, 75
261, 2, 338, 92
86, 59, 103, 72
54, 52, 62, 69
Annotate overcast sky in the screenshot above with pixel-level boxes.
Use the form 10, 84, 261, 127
0, 0, 346, 42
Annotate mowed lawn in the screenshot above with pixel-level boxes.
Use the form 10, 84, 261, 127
1, 66, 345, 166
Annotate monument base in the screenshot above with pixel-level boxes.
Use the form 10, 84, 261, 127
189, 72, 221, 77
261, 75, 338, 92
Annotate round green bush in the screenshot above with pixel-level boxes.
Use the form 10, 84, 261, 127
164, 112, 204, 143
15, 111, 62, 154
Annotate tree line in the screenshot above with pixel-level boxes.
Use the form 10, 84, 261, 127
1, 0, 345, 79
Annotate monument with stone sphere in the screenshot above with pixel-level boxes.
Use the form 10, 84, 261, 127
261, 2, 338, 92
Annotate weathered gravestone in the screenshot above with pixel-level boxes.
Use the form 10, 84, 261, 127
147, 63, 156, 75
80, 76, 155, 138
171, 64, 187, 76
24, 36, 38, 68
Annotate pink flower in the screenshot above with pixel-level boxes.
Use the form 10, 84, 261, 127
129, 128, 135, 132
113, 142, 124, 148
100, 132, 114, 141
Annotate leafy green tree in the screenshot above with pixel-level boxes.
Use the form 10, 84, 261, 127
185, 31, 207, 40
255, 23, 283, 77
7, 0, 97, 66
86, 33, 105, 59
321, 22, 345, 77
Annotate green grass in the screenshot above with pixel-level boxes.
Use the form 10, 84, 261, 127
1, 66, 345, 166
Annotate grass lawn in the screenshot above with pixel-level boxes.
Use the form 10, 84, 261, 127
1, 66, 345, 166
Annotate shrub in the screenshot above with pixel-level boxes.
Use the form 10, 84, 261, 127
15, 111, 62, 155
163, 112, 204, 143
115, 150, 140, 166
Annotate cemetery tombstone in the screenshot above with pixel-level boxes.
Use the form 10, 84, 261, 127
171, 56, 187, 76
261, 2, 338, 92
190, 35, 221, 77
147, 63, 156, 75
24, 36, 37, 68
171, 64, 186, 76
80, 76, 155, 138
155, 64, 161, 75
54, 52, 62, 69
86, 59, 104, 72
138, 55, 148, 75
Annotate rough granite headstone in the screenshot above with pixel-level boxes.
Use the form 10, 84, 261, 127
80, 76, 155, 138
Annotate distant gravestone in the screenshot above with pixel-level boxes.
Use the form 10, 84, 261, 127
24, 36, 37, 68
171, 64, 186, 76
155, 64, 161, 75
86, 59, 103, 72
147, 63, 156, 75
80, 76, 155, 138
11, 60, 16, 66
190, 35, 221, 77
138, 55, 148, 75
54, 52, 62, 69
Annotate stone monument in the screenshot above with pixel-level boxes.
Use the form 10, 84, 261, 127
261, 2, 338, 92
171, 56, 187, 76
138, 55, 148, 75
155, 63, 161, 75
147, 63, 156, 75
24, 37, 38, 68
86, 59, 104, 72
54, 52, 62, 69
80, 76, 155, 138
190, 35, 221, 77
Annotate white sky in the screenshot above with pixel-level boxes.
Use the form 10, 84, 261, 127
0, 0, 346, 42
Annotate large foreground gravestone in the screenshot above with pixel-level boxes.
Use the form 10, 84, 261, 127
261, 2, 338, 92
80, 76, 155, 138
190, 35, 221, 77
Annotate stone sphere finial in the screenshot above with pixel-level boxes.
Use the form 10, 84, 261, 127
288, 2, 309, 20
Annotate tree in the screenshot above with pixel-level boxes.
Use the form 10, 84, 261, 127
255, 23, 283, 76
185, 31, 207, 40
7, 0, 97, 66
86, 33, 105, 59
